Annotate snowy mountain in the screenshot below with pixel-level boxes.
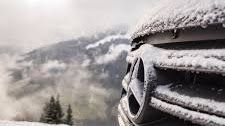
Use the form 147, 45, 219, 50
17, 30, 130, 92
6, 29, 130, 126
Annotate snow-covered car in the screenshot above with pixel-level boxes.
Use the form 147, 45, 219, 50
118, 0, 225, 126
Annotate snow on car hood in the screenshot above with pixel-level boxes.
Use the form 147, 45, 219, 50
131, 0, 225, 40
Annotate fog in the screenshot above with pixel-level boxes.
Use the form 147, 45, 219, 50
0, 0, 159, 125
0, 35, 129, 125
0, 0, 157, 51
0, 53, 116, 122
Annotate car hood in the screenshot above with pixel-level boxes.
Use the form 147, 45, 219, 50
131, 0, 225, 40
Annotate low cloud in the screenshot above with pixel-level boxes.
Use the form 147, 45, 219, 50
0, 0, 156, 51
0, 53, 119, 123
96, 44, 130, 64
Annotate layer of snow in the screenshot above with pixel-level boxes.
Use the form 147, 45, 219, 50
122, 73, 130, 92
118, 96, 132, 126
86, 34, 130, 49
135, 44, 225, 74
150, 97, 225, 126
117, 115, 125, 126
95, 44, 130, 64
155, 84, 225, 117
125, 44, 225, 125
0, 121, 68, 126
126, 54, 137, 64
118, 105, 131, 126
156, 48, 225, 72
131, 0, 225, 39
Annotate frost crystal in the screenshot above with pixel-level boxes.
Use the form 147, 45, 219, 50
131, 0, 225, 40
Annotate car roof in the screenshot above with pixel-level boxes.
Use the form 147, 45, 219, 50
131, 0, 225, 41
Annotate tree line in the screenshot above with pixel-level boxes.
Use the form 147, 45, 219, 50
40, 95, 73, 125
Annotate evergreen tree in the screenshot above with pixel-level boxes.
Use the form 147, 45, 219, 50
55, 95, 64, 124
65, 104, 73, 125
49, 96, 58, 124
40, 95, 65, 124
40, 96, 56, 124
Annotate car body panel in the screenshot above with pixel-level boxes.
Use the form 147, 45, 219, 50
133, 24, 225, 45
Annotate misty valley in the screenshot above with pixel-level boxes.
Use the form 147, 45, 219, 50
2, 0, 224, 126
0, 29, 129, 126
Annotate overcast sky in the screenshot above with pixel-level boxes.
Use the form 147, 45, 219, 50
0, 0, 156, 51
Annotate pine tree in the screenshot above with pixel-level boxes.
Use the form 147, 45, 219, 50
65, 104, 73, 125
40, 96, 56, 124
40, 95, 66, 124
49, 96, 57, 124
55, 95, 64, 124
